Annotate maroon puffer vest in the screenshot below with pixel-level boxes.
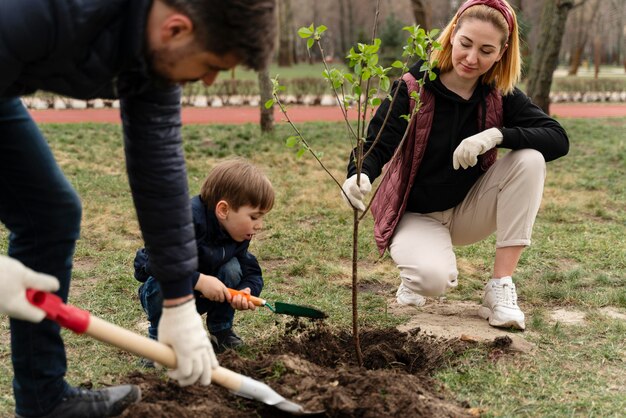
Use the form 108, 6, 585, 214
370, 72, 503, 254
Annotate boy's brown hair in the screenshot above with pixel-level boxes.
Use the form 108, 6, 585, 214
200, 158, 274, 212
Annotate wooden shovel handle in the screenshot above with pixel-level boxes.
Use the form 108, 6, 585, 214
227, 288, 266, 307
86, 316, 242, 391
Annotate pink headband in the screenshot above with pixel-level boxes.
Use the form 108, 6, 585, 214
457, 0, 515, 35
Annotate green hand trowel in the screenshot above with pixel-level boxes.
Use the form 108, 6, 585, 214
228, 288, 327, 319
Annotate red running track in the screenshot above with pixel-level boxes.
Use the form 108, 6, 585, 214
29, 104, 626, 124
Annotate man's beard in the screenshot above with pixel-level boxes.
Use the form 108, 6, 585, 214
145, 45, 197, 86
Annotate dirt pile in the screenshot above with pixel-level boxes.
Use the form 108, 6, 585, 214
120, 323, 488, 417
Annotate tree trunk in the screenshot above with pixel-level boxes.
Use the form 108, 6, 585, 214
339, 0, 348, 55
593, 35, 601, 79
566, 0, 599, 75
527, 0, 575, 113
568, 46, 584, 75
410, 0, 432, 30
258, 68, 274, 133
277, 0, 294, 67
347, 0, 355, 48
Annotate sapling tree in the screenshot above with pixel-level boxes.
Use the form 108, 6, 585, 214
265, 16, 440, 366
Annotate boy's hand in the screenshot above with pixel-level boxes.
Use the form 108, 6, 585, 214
195, 274, 231, 303
230, 287, 257, 311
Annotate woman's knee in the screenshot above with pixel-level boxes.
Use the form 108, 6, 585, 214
400, 264, 458, 297
509, 149, 546, 177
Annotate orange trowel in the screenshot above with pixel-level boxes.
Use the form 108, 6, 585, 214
228, 288, 327, 319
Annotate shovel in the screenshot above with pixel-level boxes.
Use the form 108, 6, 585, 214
228, 288, 327, 319
25, 289, 322, 415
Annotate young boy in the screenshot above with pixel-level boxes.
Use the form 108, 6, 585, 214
134, 158, 274, 353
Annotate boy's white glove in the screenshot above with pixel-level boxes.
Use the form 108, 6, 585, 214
0, 255, 60, 322
158, 299, 218, 386
341, 174, 371, 211
453, 127, 503, 169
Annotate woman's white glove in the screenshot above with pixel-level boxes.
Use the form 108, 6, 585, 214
0, 255, 60, 322
158, 299, 218, 386
341, 174, 371, 211
453, 127, 503, 169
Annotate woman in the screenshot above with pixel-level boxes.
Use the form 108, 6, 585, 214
342, 0, 568, 330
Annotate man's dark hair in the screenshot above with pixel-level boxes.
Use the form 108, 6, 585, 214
163, 0, 277, 70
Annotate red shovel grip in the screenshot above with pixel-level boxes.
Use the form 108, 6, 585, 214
26, 289, 90, 334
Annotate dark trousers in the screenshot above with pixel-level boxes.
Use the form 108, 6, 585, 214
138, 257, 243, 339
0, 97, 82, 416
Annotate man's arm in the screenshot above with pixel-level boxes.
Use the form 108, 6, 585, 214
0, 1, 51, 94
120, 84, 197, 300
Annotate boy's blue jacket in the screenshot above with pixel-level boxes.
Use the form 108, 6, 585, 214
0, 0, 198, 299
134, 196, 264, 297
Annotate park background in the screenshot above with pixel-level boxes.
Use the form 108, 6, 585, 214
2, 0, 626, 416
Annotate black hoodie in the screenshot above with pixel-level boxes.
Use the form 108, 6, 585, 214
348, 62, 569, 213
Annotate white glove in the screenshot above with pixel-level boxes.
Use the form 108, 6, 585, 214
453, 127, 503, 170
0, 255, 60, 322
158, 299, 218, 386
341, 174, 371, 211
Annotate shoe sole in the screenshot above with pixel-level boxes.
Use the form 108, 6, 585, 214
396, 297, 426, 307
111, 386, 142, 416
478, 306, 525, 330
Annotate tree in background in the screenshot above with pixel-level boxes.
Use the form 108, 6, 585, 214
409, 0, 432, 29
278, 0, 295, 66
258, 69, 274, 133
566, 0, 600, 75
526, 0, 576, 113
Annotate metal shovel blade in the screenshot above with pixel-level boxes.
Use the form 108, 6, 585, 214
235, 374, 324, 415
273, 301, 327, 319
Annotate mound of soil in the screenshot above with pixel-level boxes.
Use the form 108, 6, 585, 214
120, 322, 492, 417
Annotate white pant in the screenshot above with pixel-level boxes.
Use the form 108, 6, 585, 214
389, 149, 546, 297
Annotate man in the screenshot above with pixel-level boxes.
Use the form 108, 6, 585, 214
0, 0, 276, 417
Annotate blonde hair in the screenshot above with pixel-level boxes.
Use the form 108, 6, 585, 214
200, 158, 274, 212
430, 2, 521, 95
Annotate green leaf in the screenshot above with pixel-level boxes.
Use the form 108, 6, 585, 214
429, 71, 437, 81
285, 136, 299, 148
307, 38, 315, 49
370, 97, 381, 107
391, 60, 404, 69
379, 77, 390, 92
297, 27, 312, 39
400, 114, 411, 121
296, 148, 307, 158
317, 25, 328, 34
264, 99, 275, 109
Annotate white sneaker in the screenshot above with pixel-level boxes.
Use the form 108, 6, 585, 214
396, 282, 426, 307
478, 276, 525, 330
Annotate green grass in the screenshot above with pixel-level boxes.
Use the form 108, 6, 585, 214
1, 118, 625, 416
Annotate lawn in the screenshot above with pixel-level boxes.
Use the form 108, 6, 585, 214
0, 117, 624, 417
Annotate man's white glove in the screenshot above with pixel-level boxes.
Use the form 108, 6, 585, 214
453, 127, 503, 170
341, 174, 371, 211
158, 299, 218, 386
0, 255, 60, 322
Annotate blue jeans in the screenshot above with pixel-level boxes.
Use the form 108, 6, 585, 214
0, 98, 81, 416
138, 257, 243, 339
